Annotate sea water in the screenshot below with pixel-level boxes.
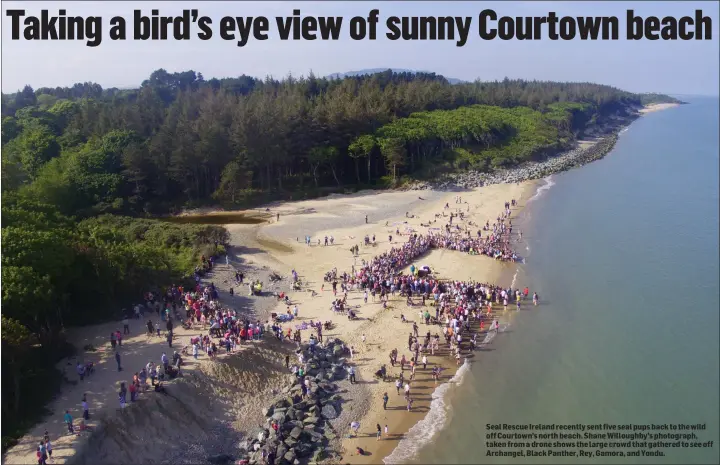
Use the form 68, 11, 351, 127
399, 97, 720, 465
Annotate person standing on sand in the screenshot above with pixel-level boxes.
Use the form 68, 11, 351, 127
383, 392, 389, 410
76, 362, 85, 381
36, 446, 47, 465
38, 441, 47, 464
350, 421, 361, 437
395, 378, 402, 395
377, 423, 382, 440
82, 396, 89, 420
45, 439, 52, 461
118, 382, 127, 408
63, 410, 74, 435
115, 351, 122, 372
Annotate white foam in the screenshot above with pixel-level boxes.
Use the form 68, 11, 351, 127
510, 269, 519, 288
383, 360, 472, 464
480, 322, 510, 345
527, 175, 555, 203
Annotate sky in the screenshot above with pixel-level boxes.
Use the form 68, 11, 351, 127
1, 1, 719, 95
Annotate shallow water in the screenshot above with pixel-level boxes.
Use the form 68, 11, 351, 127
406, 98, 720, 465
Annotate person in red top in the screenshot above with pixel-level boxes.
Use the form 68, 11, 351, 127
523, 287, 529, 299
129, 382, 137, 402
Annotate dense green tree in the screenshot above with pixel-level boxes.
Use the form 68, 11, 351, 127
348, 134, 376, 183
379, 137, 406, 184
1, 316, 34, 414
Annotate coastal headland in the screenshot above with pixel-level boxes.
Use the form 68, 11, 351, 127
2, 103, 679, 465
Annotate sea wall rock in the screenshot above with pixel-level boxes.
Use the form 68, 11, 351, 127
237, 338, 349, 465
406, 131, 621, 191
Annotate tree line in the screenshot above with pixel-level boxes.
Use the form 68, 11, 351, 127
2, 69, 677, 216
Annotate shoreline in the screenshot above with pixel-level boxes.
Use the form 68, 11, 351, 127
639, 102, 681, 113
406, 102, 679, 192
338, 184, 537, 465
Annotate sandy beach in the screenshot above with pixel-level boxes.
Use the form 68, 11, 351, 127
640, 102, 681, 114
3, 181, 536, 465
225, 182, 537, 462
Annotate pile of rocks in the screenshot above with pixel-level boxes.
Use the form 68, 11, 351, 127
406, 131, 621, 191
238, 338, 350, 465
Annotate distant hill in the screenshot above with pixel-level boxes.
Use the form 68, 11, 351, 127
327, 68, 466, 84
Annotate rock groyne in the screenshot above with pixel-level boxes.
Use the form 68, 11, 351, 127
408, 132, 620, 191
239, 337, 351, 465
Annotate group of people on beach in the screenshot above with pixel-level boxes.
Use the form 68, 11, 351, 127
49, 195, 538, 464
314, 197, 538, 453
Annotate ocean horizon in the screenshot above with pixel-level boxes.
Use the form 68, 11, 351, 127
396, 97, 720, 465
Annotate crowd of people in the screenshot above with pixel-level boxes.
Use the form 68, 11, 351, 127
323, 197, 538, 448
51, 195, 536, 464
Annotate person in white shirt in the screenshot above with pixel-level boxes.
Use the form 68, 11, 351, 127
350, 421, 361, 437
